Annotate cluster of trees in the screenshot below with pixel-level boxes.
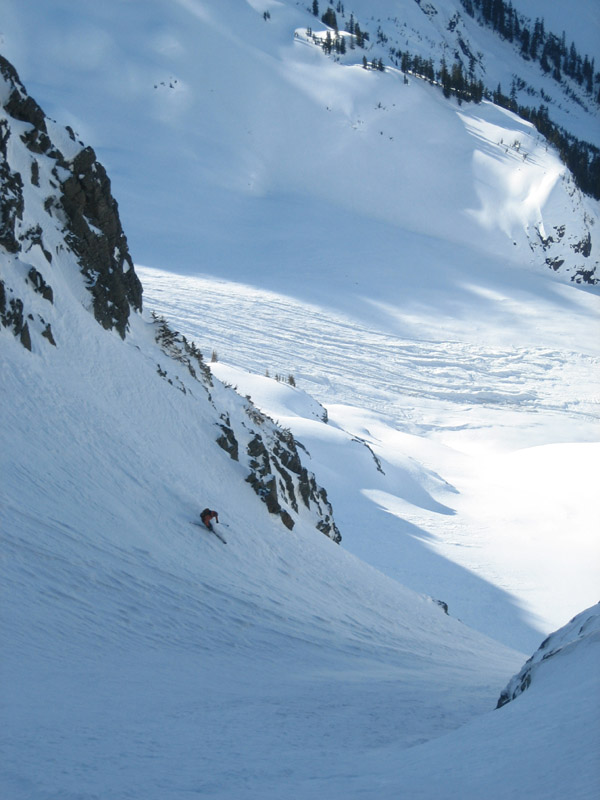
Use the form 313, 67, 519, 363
310, 1, 599, 198
490, 90, 600, 199
461, 0, 600, 101
306, 28, 347, 56
307, 4, 372, 57
311, 2, 345, 22
345, 13, 369, 48
363, 57, 385, 72
312, 4, 370, 48
390, 50, 436, 82
388, 49, 484, 103
266, 369, 296, 386
439, 59, 485, 103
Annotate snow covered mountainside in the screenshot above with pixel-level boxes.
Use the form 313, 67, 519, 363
0, 53, 339, 540
2, 58, 597, 799
2, 0, 600, 797
0, 54, 549, 799
2, 0, 598, 286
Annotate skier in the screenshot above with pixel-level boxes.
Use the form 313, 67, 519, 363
200, 508, 219, 531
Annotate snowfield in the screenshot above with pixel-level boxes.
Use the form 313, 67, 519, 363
140, 264, 600, 654
1, 0, 600, 798
0, 305, 525, 799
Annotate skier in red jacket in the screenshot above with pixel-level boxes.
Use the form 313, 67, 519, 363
200, 508, 219, 531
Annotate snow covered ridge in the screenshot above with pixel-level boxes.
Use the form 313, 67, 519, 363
301, 3, 599, 284
305, 0, 600, 197
497, 602, 600, 708
0, 54, 142, 347
0, 53, 341, 541
153, 313, 341, 540
4, 1, 598, 287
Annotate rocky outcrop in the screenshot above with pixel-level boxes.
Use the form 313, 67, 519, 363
531, 216, 597, 286
242, 407, 341, 541
151, 313, 342, 541
216, 415, 239, 461
497, 602, 600, 708
0, 281, 31, 350
60, 145, 142, 337
153, 313, 213, 391
0, 54, 142, 348
0, 115, 24, 254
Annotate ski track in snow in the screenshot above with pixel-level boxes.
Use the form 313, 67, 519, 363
138, 266, 600, 649
139, 267, 599, 439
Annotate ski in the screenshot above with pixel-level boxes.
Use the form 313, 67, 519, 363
191, 521, 227, 544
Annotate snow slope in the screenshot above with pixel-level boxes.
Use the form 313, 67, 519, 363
2, 302, 598, 794
0, 74, 525, 790
1, 0, 598, 282
0, 308, 524, 798
2, 2, 600, 797
2, 137, 597, 800
0, 54, 529, 798
140, 264, 600, 655
360, 603, 600, 800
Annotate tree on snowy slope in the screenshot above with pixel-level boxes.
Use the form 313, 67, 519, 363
461, 0, 600, 101
321, 7, 338, 31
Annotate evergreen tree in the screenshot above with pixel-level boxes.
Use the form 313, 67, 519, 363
312, 1, 319, 17
321, 7, 338, 30
530, 18, 544, 60
354, 22, 363, 47
583, 56, 593, 92
451, 62, 465, 95
520, 27, 530, 59
440, 58, 451, 98
566, 42, 576, 77
471, 78, 484, 103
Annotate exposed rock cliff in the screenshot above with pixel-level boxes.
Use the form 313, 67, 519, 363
0, 54, 142, 347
